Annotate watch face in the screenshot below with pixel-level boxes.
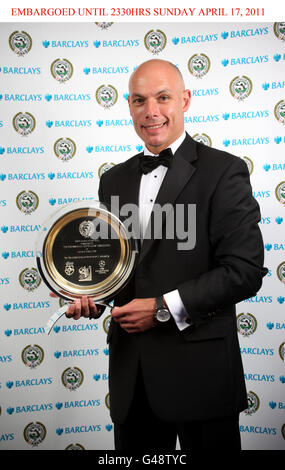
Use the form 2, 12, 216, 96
156, 308, 171, 322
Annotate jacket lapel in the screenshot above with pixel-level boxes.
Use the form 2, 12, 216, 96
139, 134, 198, 264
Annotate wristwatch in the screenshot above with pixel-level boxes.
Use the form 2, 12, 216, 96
154, 296, 171, 323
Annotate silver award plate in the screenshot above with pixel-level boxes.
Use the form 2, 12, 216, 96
36, 201, 138, 334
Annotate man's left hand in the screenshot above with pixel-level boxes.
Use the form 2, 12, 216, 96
111, 298, 156, 333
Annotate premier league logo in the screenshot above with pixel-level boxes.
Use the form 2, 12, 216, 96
279, 342, 285, 362
96, 85, 118, 109
54, 138, 76, 161
274, 22, 285, 41
13, 112, 36, 136
51, 58, 73, 83
16, 190, 39, 214
274, 100, 285, 125
144, 29, 167, 55
19, 267, 41, 292
188, 54, 210, 79
24, 422, 46, 447
9, 31, 32, 56
230, 76, 252, 101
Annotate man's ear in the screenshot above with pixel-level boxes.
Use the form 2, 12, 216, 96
182, 89, 191, 113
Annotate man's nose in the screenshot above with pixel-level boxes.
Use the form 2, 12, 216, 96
145, 99, 159, 119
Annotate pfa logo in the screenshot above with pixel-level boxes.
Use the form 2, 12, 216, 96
98, 162, 116, 178
51, 58, 73, 83
279, 342, 285, 362
96, 85, 118, 109
244, 391, 260, 415
9, 31, 32, 56
16, 190, 39, 214
19, 267, 41, 292
242, 156, 254, 176
24, 422, 46, 447
62, 367, 84, 391
230, 76, 252, 101
54, 137, 76, 161
192, 133, 212, 147
277, 261, 285, 284
274, 100, 285, 125
22, 344, 44, 369
275, 181, 285, 205
95, 22, 113, 30
188, 54, 210, 79
274, 22, 285, 41
13, 112, 36, 136
144, 29, 167, 55
237, 313, 257, 337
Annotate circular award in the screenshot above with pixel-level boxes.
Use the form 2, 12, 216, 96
36, 201, 138, 333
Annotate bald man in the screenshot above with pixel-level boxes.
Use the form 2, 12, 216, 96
67, 60, 266, 451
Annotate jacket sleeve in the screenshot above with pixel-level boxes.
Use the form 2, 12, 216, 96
178, 156, 267, 324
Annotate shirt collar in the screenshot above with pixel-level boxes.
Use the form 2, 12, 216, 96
143, 131, 186, 157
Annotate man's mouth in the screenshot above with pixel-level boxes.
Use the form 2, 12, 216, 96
141, 121, 167, 130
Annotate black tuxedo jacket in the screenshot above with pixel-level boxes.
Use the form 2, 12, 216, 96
98, 133, 266, 424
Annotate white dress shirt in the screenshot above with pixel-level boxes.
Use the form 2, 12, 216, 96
138, 132, 189, 330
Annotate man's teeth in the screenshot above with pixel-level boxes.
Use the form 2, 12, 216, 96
144, 123, 165, 129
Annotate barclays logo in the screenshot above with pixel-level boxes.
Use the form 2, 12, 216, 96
178, 33, 218, 44
224, 137, 270, 147
96, 119, 133, 127
222, 27, 269, 40
184, 114, 219, 124
45, 120, 92, 128
269, 401, 285, 410
240, 347, 274, 356
243, 295, 272, 303
48, 171, 94, 180
1, 224, 41, 234
57, 424, 102, 435
1, 94, 42, 102
244, 373, 275, 383
56, 399, 101, 411
43, 40, 89, 48
49, 196, 95, 206
94, 39, 140, 48
239, 425, 276, 436
85, 145, 132, 153
265, 243, 285, 251
262, 81, 285, 91
0, 354, 12, 364
6, 403, 53, 414
263, 163, 285, 171
222, 110, 269, 120
221, 55, 268, 66
4, 327, 45, 336
0, 66, 41, 75
54, 348, 99, 358
84, 66, 129, 75
6, 377, 53, 388
192, 88, 219, 97
4, 146, 44, 155
273, 53, 285, 62
266, 322, 285, 330
44, 93, 91, 102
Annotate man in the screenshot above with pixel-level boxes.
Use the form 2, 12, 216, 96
66, 59, 267, 451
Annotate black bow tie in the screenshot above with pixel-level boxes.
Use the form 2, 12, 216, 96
139, 148, 173, 175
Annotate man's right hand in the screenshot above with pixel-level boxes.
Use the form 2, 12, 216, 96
50, 293, 103, 320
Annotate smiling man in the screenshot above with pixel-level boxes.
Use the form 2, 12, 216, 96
66, 59, 267, 452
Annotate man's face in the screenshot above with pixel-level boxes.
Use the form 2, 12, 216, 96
128, 62, 191, 154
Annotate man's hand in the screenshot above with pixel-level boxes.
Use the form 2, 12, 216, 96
49, 293, 102, 320
111, 298, 156, 333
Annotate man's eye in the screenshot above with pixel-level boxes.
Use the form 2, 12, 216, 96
159, 95, 169, 101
